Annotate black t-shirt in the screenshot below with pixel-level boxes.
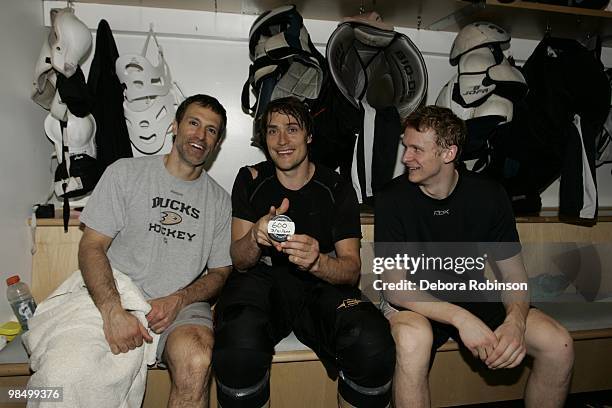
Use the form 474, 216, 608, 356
375, 169, 521, 292
375, 169, 519, 247
232, 161, 362, 267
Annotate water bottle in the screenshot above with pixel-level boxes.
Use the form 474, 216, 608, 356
6, 275, 37, 331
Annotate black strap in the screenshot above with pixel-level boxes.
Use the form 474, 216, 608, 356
62, 196, 69, 233
60, 120, 70, 233
241, 75, 253, 115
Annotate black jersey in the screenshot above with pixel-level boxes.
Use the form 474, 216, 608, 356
232, 161, 361, 266
375, 169, 520, 261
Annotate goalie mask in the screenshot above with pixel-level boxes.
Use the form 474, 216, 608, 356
123, 92, 176, 155
115, 28, 172, 102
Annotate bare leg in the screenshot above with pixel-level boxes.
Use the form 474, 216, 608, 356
388, 311, 433, 408
164, 325, 214, 408
524, 309, 574, 408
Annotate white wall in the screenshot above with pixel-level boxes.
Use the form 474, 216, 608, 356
0, 0, 597, 322
0, 0, 52, 321
0, 1, 595, 321
0, 0, 606, 325
43, 1, 612, 207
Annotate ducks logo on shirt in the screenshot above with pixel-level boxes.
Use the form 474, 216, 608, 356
160, 211, 182, 225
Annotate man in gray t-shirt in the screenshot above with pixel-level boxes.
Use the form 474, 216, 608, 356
78, 94, 232, 407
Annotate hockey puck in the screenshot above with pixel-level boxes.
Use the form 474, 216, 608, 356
267, 215, 295, 242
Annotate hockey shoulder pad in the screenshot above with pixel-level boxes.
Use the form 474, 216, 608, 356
483, 60, 528, 103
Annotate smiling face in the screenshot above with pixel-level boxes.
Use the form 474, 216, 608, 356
265, 111, 312, 172
402, 126, 456, 187
171, 103, 222, 168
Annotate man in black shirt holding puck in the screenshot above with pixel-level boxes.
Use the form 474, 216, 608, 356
213, 97, 395, 408
375, 105, 574, 408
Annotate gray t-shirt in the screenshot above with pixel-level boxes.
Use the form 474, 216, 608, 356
80, 156, 232, 299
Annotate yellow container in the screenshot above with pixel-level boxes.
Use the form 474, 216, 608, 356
0, 321, 21, 341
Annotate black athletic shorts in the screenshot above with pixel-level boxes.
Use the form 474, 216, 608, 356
383, 300, 507, 352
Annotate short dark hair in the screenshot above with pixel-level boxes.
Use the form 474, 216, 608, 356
175, 94, 227, 137
403, 105, 466, 162
259, 97, 313, 140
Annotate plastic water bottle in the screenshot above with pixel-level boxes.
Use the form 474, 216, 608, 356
6, 275, 37, 331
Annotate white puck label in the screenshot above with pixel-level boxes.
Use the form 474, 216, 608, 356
268, 215, 295, 242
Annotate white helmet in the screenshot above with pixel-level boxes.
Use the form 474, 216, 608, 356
49, 8, 92, 78
450, 22, 510, 66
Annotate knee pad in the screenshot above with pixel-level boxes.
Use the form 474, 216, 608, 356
214, 349, 271, 408
335, 305, 395, 378
213, 347, 271, 388
335, 306, 395, 407
338, 368, 392, 408
215, 304, 273, 352
214, 303, 274, 408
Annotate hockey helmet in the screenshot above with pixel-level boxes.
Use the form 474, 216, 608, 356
450, 22, 510, 66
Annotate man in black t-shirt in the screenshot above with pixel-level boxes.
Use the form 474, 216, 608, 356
213, 97, 395, 408
375, 106, 574, 408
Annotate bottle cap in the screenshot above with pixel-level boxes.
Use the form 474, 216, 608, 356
267, 215, 295, 242
6, 275, 20, 286
0, 321, 22, 341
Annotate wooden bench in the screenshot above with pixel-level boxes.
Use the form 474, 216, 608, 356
0, 214, 611, 407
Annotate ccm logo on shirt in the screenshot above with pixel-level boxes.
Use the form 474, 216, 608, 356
433, 209, 450, 216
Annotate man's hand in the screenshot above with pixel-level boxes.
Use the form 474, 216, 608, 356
146, 293, 184, 334
280, 234, 321, 271
486, 319, 527, 369
101, 305, 153, 354
455, 311, 498, 362
251, 198, 289, 250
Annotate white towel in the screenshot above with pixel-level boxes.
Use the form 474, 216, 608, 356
23, 269, 160, 408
